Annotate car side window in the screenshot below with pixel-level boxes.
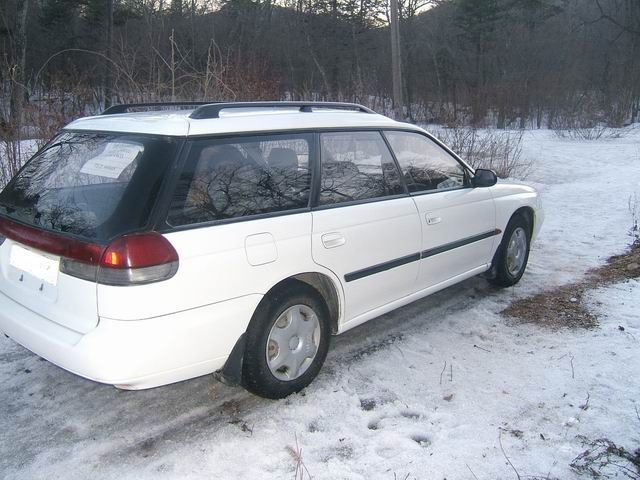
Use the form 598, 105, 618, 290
167, 133, 312, 226
319, 131, 403, 205
384, 131, 466, 193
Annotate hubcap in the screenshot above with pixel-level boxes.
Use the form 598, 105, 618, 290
266, 304, 321, 381
506, 227, 528, 277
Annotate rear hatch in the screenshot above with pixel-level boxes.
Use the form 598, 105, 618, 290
0, 131, 179, 334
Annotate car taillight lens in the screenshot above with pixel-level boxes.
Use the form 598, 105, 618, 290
97, 233, 179, 286
0, 216, 178, 286
61, 233, 179, 286
0, 215, 104, 263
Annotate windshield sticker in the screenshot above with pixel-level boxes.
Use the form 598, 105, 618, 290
80, 142, 143, 179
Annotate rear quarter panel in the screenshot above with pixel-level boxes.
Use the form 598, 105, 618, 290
96, 213, 344, 322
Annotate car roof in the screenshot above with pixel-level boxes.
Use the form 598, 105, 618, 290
64, 107, 423, 137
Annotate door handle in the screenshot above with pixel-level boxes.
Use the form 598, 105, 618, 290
425, 214, 442, 225
321, 232, 346, 249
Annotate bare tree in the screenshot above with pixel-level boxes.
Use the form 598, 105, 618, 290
9, 0, 30, 133
0, 0, 638, 137
390, 0, 404, 119
104, 0, 114, 108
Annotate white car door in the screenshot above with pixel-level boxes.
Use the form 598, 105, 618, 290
384, 130, 497, 290
311, 131, 422, 324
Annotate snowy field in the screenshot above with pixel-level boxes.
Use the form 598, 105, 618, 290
1, 129, 639, 479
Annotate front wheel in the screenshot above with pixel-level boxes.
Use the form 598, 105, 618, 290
242, 282, 331, 399
489, 215, 531, 287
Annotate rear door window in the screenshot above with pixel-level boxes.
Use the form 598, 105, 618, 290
0, 132, 178, 242
167, 133, 312, 226
318, 131, 404, 205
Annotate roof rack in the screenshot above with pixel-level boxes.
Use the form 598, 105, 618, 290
189, 101, 376, 119
101, 102, 216, 115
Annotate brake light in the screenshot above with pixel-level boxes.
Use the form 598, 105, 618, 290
100, 233, 178, 269
95, 233, 179, 286
0, 216, 178, 286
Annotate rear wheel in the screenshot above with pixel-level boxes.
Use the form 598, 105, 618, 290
242, 282, 330, 399
489, 215, 531, 287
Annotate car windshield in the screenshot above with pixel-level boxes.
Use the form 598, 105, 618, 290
0, 132, 179, 243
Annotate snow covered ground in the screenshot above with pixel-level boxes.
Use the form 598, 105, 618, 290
1, 129, 639, 479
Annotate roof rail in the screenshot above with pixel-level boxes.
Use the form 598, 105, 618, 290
189, 101, 376, 119
101, 102, 216, 115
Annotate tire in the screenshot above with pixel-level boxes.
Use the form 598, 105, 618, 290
242, 281, 331, 399
489, 214, 531, 288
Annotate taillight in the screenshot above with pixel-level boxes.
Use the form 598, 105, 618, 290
0, 215, 103, 263
97, 233, 179, 286
61, 233, 179, 286
0, 216, 178, 286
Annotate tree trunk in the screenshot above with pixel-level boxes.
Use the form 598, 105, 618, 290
10, 0, 31, 136
390, 0, 404, 120
104, 0, 114, 108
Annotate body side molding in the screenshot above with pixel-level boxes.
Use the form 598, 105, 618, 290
343, 229, 501, 283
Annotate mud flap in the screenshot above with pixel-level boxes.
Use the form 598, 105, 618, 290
213, 333, 246, 386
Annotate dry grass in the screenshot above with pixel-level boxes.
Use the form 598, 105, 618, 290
571, 436, 640, 479
552, 125, 631, 141
503, 241, 640, 329
432, 126, 530, 179
286, 434, 312, 480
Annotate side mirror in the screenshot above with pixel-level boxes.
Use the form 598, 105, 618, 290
472, 168, 497, 188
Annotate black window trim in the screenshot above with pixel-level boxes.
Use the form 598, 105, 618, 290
314, 130, 409, 210
310, 132, 322, 208
150, 137, 190, 232
380, 130, 410, 196
157, 131, 316, 232
160, 206, 312, 233
62, 122, 479, 182
311, 192, 411, 212
151, 126, 478, 234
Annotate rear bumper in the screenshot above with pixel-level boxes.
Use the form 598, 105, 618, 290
0, 290, 262, 389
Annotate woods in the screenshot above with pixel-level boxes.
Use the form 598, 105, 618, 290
1, 0, 639, 135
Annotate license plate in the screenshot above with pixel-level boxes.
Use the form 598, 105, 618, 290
10, 244, 60, 286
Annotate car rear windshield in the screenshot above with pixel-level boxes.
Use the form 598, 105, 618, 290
0, 132, 179, 243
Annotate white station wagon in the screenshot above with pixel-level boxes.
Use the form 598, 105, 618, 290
0, 102, 543, 398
